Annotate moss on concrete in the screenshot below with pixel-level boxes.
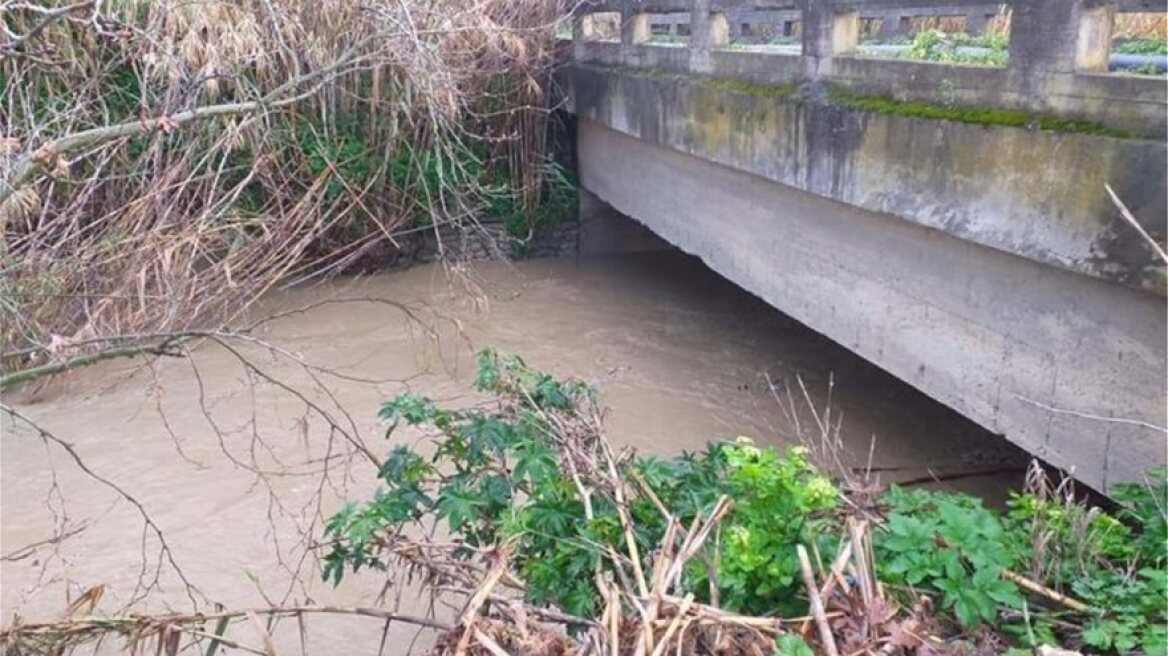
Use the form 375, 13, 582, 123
825, 88, 1144, 139
575, 63, 1156, 139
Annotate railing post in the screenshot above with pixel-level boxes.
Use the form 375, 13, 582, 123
711, 11, 730, 46
801, 0, 859, 79
877, 12, 902, 39
1008, 0, 1116, 76
573, 12, 598, 61
622, 10, 651, 47
688, 0, 728, 73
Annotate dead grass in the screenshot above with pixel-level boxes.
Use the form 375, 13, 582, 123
1115, 12, 1168, 39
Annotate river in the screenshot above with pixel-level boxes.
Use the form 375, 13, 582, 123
0, 252, 1026, 652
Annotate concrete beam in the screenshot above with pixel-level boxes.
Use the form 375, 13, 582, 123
576, 119, 1167, 492
568, 64, 1167, 293
577, 0, 1161, 14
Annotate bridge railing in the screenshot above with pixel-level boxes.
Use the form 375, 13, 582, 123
568, 0, 1167, 135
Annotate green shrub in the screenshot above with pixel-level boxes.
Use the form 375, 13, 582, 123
689, 440, 838, 615
321, 349, 1168, 654
322, 349, 833, 618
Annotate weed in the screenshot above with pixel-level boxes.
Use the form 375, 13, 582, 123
876, 487, 1023, 627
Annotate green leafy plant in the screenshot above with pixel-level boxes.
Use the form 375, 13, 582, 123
1003, 467, 1168, 654
485, 158, 577, 243
902, 29, 1008, 66
1112, 468, 1168, 565
1113, 38, 1168, 55
1075, 567, 1167, 653
875, 487, 1023, 627
690, 440, 839, 615
320, 349, 1168, 654
774, 633, 815, 656
322, 348, 840, 619
324, 348, 653, 616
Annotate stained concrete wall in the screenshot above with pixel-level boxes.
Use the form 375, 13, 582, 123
577, 119, 1166, 492
568, 63, 1167, 293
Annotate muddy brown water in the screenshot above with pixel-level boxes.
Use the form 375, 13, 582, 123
1, 252, 1025, 653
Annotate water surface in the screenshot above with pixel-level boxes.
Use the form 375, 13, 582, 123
1, 253, 1023, 651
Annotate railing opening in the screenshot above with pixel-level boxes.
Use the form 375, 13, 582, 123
855, 6, 1010, 68
1110, 11, 1167, 75
646, 13, 692, 45
566, 1, 1168, 93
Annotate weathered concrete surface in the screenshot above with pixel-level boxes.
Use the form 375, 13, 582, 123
573, 39, 1168, 135
576, 119, 1167, 492
568, 63, 1168, 293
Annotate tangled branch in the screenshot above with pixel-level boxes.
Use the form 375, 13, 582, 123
2, 0, 573, 362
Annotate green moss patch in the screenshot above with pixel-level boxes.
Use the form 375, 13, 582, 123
826, 88, 1147, 139
574, 63, 1158, 140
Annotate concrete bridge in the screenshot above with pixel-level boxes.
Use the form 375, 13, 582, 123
630, 0, 1162, 42
562, 0, 1168, 491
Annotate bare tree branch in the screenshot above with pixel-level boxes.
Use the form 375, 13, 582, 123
0, 403, 204, 607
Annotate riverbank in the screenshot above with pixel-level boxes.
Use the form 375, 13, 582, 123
388, 216, 580, 268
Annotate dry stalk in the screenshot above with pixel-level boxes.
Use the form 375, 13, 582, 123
2, 0, 574, 370
798, 545, 841, 656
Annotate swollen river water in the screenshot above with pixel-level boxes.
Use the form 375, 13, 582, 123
1, 252, 1024, 652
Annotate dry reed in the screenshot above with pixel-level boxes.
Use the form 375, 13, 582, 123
1, 0, 572, 368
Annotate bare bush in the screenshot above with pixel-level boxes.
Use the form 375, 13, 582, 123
1, 0, 571, 367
